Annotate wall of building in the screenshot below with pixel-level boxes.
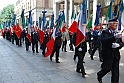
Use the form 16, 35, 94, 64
15, 0, 53, 27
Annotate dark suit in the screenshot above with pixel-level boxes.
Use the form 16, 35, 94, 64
31, 31, 39, 53
76, 41, 87, 76
50, 32, 62, 62
90, 30, 102, 61
42, 32, 49, 56
86, 31, 93, 54
25, 30, 31, 51
97, 28, 123, 83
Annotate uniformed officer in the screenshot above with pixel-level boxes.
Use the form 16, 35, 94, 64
25, 28, 31, 51
42, 29, 49, 56
11, 31, 15, 44
50, 29, 62, 63
90, 25, 102, 61
31, 28, 39, 53
97, 18, 124, 83
76, 41, 87, 78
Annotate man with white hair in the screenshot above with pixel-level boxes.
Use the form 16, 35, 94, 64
97, 18, 124, 83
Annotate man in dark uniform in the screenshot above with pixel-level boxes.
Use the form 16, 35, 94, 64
69, 32, 74, 51
97, 19, 124, 83
73, 32, 77, 61
31, 28, 39, 53
25, 28, 31, 51
50, 29, 62, 63
90, 25, 102, 61
42, 29, 49, 56
86, 27, 93, 55
11, 31, 15, 44
76, 41, 87, 78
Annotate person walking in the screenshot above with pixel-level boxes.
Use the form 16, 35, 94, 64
97, 18, 124, 83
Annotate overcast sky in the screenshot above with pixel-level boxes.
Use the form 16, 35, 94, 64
0, 0, 15, 11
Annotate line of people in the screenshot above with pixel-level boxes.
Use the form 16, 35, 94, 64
1, 26, 75, 63
1, 18, 123, 83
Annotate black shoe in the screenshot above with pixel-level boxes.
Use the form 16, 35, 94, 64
90, 56, 94, 60
64, 51, 67, 52
56, 61, 60, 63
82, 75, 85, 78
83, 61, 85, 63
100, 59, 103, 62
76, 69, 81, 73
36, 51, 39, 53
33, 51, 35, 53
50, 57, 52, 61
97, 72, 102, 83
73, 55, 76, 61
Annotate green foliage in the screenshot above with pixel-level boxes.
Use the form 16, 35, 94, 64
0, 4, 14, 24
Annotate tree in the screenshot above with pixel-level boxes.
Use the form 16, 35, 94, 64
0, 4, 14, 24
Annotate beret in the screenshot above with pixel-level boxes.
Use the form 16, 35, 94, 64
108, 18, 118, 22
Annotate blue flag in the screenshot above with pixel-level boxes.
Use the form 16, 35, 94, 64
41, 10, 47, 30
29, 10, 32, 28
26, 18, 28, 26
118, 0, 123, 30
12, 14, 16, 26
94, 5, 101, 26
36, 21, 38, 27
61, 10, 65, 23
81, 0, 87, 24
50, 14, 54, 29
8, 21, 11, 28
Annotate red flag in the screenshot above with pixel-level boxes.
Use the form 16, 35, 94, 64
38, 30, 44, 44
10, 28, 12, 35
75, 11, 86, 47
68, 21, 77, 33
45, 28, 56, 57
61, 26, 66, 33
26, 34, 32, 42
15, 24, 22, 39
26, 25, 32, 42
68, 13, 79, 34
45, 38, 55, 57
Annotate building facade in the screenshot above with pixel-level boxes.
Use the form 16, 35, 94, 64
53, 0, 120, 27
15, 0, 53, 26
15, 0, 121, 27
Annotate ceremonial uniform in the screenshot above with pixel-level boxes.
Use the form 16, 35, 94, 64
31, 31, 39, 53
42, 31, 49, 56
97, 19, 124, 83
76, 41, 87, 77
25, 29, 31, 51
90, 26, 102, 61
50, 31, 62, 63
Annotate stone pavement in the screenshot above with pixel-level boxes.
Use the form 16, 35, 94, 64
0, 36, 124, 83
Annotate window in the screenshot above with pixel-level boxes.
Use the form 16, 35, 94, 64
28, 2, 29, 10
45, 0, 49, 8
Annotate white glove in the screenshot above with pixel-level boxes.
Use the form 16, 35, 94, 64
114, 33, 122, 38
112, 43, 120, 48
91, 37, 93, 40
78, 48, 82, 51
98, 32, 101, 36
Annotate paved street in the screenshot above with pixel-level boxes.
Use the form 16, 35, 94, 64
0, 36, 124, 83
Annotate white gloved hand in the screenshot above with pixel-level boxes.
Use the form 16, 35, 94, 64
112, 43, 120, 48
98, 32, 101, 36
114, 33, 122, 38
91, 37, 93, 40
78, 48, 82, 51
